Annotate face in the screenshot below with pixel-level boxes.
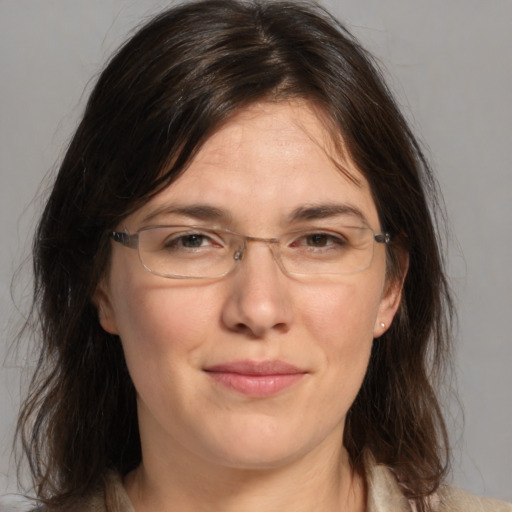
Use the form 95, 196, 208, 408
96, 102, 403, 473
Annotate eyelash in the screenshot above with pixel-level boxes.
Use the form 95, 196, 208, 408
158, 229, 351, 253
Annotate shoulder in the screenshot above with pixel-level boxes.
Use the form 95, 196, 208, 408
436, 485, 512, 512
26, 472, 135, 512
69, 472, 135, 512
365, 451, 512, 512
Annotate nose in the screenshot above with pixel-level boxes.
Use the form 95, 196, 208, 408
221, 241, 293, 338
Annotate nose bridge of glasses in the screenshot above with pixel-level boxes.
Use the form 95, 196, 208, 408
232, 235, 281, 263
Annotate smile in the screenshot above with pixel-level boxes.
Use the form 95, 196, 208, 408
204, 360, 307, 397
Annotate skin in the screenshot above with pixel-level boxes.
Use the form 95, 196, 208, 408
96, 101, 405, 512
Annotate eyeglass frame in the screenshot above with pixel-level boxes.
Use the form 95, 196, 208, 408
109, 225, 391, 279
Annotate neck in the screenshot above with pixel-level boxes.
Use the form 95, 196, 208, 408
124, 441, 366, 512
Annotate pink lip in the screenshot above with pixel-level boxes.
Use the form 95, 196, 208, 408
204, 360, 307, 397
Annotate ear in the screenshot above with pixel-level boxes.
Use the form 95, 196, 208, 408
92, 281, 119, 335
373, 250, 409, 338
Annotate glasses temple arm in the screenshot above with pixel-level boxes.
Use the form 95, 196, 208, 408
374, 233, 391, 244
109, 231, 139, 248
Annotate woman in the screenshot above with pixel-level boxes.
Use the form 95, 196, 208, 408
15, 1, 512, 511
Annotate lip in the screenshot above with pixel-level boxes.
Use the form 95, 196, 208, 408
204, 360, 307, 397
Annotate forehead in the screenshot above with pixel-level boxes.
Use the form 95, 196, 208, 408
130, 101, 380, 231
190, 101, 358, 181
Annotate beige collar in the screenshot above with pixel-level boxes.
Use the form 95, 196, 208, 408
103, 458, 414, 512
99, 456, 511, 512
365, 456, 413, 512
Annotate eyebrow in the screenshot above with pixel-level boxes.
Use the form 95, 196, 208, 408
287, 203, 369, 225
142, 204, 232, 224
142, 202, 369, 227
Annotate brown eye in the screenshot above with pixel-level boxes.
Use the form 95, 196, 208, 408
306, 234, 330, 247
291, 232, 347, 249
161, 231, 221, 251
179, 234, 209, 248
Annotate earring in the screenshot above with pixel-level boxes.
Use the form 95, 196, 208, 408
380, 322, 385, 329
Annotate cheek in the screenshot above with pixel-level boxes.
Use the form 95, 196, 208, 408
111, 279, 223, 415
298, 277, 383, 352
111, 273, 220, 363
298, 278, 382, 397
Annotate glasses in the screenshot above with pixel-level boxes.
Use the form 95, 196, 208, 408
109, 225, 391, 279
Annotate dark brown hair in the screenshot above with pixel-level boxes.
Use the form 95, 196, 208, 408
17, 1, 453, 510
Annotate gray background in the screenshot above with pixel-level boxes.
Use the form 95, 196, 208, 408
1, 0, 511, 505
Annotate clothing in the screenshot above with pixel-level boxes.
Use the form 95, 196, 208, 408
57, 461, 512, 512
367, 460, 512, 511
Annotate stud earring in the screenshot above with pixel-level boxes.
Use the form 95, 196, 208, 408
380, 322, 386, 329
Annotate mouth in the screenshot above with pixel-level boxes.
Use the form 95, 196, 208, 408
204, 360, 307, 397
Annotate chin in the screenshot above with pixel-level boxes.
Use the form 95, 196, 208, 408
211, 446, 306, 471
197, 419, 334, 471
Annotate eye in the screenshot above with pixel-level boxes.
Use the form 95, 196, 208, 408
305, 233, 340, 247
173, 233, 211, 248
161, 230, 223, 251
290, 231, 348, 249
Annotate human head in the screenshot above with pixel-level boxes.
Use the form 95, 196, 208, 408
20, 0, 452, 508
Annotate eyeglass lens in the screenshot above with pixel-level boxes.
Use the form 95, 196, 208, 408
135, 225, 381, 278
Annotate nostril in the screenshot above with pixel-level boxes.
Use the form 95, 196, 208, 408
233, 322, 261, 338
274, 322, 289, 333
